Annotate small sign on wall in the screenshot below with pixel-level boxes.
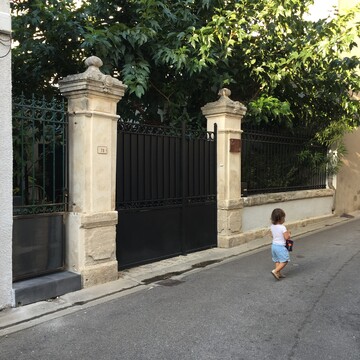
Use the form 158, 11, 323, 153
230, 139, 241, 153
97, 146, 108, 155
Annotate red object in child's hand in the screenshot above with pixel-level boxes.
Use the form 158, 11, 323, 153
285, 239, 294, 251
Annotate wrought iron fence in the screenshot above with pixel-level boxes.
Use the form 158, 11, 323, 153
241, 126, 327, 196
116, 121, 217, 210
13, 94, 68, 215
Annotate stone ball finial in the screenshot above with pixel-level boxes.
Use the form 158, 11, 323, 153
218, 88, 231, 98
59, 55, 127, 98
85, 56, 103, 69
201, 87, 246, 116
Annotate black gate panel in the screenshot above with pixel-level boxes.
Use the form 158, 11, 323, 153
116, 122, 217, 269
13, 213, 65, 281
183, 202, 217, 252
117, 207, 182, 269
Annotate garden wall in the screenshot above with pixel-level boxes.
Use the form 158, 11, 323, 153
219, 189, 334, 248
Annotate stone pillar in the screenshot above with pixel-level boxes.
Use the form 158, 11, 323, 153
59, 56, 126, 287
0, 0, 13, 308
201, 89, 247, 248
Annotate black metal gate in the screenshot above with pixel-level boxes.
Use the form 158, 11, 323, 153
116, 122, 217, 269
12, 94, 68, 281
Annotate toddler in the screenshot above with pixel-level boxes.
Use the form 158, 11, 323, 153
270, 208, 291, 280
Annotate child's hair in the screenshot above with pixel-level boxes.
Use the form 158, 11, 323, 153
271, 208, 286, 224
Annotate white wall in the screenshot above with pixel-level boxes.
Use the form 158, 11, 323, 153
0, 0, 13, 309
242, 190, 334, 233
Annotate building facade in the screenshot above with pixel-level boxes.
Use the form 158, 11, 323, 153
0, 0, 13, 309
335, 0, 360, 214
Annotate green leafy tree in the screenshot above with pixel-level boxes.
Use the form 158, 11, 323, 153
11, 0, 360, 146
11, 0, 88, 96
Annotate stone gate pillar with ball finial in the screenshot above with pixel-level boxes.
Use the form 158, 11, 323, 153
202, 88, 247, 248
59, 56, 127, 287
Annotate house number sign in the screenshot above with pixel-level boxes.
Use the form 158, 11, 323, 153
97, 146, 108, 155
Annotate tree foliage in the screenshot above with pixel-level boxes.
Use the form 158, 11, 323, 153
11, 0, 360, 147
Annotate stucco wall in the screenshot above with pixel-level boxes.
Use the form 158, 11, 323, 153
0, 0, 13, 309
334, 0, 360, 215
335, 128, 360, 214
242, 189, 334, 233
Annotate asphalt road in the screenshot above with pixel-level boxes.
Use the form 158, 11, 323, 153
1, 218, 360, 360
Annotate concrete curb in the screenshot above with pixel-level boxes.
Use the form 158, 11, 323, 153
1, 211, 359, 336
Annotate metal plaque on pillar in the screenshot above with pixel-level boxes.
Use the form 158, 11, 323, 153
230, 138, 241, 153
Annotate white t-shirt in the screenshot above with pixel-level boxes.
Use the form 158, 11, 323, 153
271, 224, 287, 246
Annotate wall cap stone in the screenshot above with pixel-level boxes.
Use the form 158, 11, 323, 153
59, 56, 127, 99
201, 88, 247, 117
243, 189, 334, 207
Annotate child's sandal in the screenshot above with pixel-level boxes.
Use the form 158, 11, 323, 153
271, 270, 280, 280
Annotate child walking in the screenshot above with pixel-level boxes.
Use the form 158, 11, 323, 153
270, 208, 291, 280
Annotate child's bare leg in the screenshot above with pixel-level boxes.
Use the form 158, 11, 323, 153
275, 262, 288, 274
275, 262, 285, 276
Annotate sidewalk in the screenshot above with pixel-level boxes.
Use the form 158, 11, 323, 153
1, 211, 359, 335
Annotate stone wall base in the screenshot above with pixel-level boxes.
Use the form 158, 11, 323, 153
218, 228, 269, 248
66, 211, 118, 289
218, 213, 335, 248
81, 261, 118, 288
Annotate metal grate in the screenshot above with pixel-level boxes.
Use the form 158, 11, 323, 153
241, 126, 327, 195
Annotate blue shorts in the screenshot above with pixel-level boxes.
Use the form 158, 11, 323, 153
271, 244, 290, 263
